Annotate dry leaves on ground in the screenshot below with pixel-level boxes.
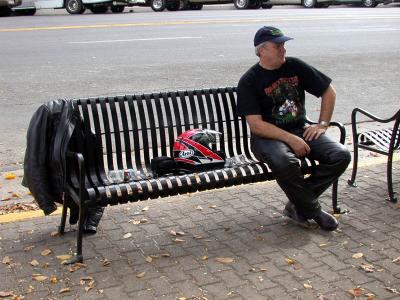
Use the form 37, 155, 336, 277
215, 257, 234, 264
2, 256, 12, 265
4, 173, 17, 180
170, 230, 185, 236
32, 274, 48, 282
136, 271, 146, 278
303, 283, 313, 289
0, 202, 38, 215
392, 256, 400, 264
123, 233, 132, 239
386, 287, 400, 294
41, 249, 52, 256
348, 287, 365, 298
360, 263, 375, 273
29, 260, 39, 267
0, 291, 15, 297
68, 262, 86, 272
352, 253, 364, 259
100, 258, 111, 266
59, 287, 71, 294
285, 258, 296, 265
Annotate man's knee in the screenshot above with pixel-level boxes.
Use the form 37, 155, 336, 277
333, 146, 351, 170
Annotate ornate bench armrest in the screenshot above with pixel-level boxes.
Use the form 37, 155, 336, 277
305, 117, 346, 145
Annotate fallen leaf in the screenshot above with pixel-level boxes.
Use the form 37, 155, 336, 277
24, 245, 35, 252
260, 268, 268, 272
385, 287, 400, 294
129, 219, 141, 225
123, 233, 132, 239
30, 260, 39, 267
193, 235, 203, 239
348, 287, 364, 297
196, 206, 203, 211
303, 283, 313, 289
2, 256, 12, 265
365, 293, 375, 300
161, 253, 170, 257
56, 254, 72, 261
216, 257, 234, 264
319, 243, 328, 247
392, 256, 400, 263
136, 271, 146, 278
208, 204, 217, 208
0, 291, 14, 297
4, 173, 17, 180
32, 275, 48, 282
145, 256, 153, 263
174, 238, 185, 243
360, 263, 375, 273
352, 253, 364, 259
59, 288, 71, 294
150, 255, 158, 259
50, 231, 59, 237
101, 258, 110, 266
142, 206, 149, 211
202, 256, 208, 261
177, 297, 188, 300
11, 192, 21, 198
140, 218, 148, 223
80, 276, 94, 283
285, 258, 295, 265
50, 276, 59, 284
41, 249, 52, 256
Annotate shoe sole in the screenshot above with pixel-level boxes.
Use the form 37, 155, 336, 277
283, 209, 315, 229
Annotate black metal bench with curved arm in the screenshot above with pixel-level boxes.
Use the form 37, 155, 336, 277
60, 87, 347, 264
348, 107, 400, 203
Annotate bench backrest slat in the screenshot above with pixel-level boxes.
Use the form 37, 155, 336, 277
73, 87, 248, 182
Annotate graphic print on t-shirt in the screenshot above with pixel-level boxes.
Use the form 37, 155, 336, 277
264, 76, 304, 127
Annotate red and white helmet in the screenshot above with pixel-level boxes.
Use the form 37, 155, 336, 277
173, 129, 225, 172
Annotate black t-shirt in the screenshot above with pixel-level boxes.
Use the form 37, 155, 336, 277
237, 57, 331, 130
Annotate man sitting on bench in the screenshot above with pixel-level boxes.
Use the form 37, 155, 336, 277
237, 26, 351, 231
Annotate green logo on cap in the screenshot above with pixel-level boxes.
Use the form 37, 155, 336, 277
270, 28, 283, 36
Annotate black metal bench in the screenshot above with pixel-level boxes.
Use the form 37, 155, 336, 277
348, 107, 400, 203
61, 87, 346, 263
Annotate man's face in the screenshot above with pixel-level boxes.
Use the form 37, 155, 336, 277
260, 41, 286, 67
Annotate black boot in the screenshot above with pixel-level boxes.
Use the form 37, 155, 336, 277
313, 210, 338, 231
83, 206, 104, 234
283, 202, 311, 228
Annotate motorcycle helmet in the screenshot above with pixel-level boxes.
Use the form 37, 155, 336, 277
173, 129, 225, 172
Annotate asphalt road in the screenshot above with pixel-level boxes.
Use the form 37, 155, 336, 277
0, 5, 399, 171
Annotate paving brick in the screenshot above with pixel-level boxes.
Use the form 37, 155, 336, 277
1, 160, 399, 299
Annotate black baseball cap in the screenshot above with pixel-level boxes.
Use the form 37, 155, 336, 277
254, 26, 293, 47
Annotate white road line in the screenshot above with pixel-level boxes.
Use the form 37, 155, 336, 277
69, 36, 202, 44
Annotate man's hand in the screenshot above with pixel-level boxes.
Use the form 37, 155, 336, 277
303, 124, 327, 141
287, 135, 311, 157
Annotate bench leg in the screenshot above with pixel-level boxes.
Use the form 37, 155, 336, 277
58, 195, 68, 234
347, 142, 359, 188
64, 204, 85, 264
387, 154, 397, 203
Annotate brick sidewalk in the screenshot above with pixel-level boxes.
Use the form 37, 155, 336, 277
1, 160, 399, 300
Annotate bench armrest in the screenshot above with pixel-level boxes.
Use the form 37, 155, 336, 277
351, 107, 399, 125
305, 117, 346, 145
66, 151, 86, 198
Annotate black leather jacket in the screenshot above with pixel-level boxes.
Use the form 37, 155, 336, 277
22, 99, 81, 215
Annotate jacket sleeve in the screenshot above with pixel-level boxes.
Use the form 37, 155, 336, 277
22, 105, 57, 215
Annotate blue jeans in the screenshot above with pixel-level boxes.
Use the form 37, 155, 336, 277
251, 129, 351, 219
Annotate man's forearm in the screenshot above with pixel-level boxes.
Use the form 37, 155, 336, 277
318, 85, 336, 125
